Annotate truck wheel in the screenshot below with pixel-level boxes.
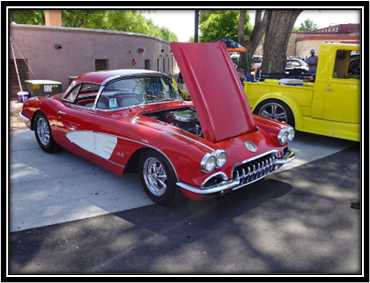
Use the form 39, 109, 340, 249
255, 99, 295, 126
139, 150, 183, 206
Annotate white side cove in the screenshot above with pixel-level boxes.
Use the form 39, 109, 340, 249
66, 131, 118, 160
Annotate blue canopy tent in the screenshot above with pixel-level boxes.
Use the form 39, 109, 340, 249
217, 37, 247, 52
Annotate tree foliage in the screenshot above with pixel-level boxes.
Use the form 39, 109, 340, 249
293, 18, 318, 32
9, 10, 178, 42
10, 9, 45, 25
199, 10, 252, 43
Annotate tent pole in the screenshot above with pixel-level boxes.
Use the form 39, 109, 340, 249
10, 36, 23, 92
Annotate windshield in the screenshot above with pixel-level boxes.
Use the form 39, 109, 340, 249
96, 76, 181, 109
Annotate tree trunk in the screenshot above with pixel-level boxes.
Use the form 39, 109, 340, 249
238, 10, 247, 45
246, 10, 267, 59
237, 10, 247, 70
238, 10, 267, 73
260, 10, 303, 74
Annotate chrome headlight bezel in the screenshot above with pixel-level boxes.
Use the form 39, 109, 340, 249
287, 128, 295, 142
278, 127, 295, 145
201, 150, 227, 173
215, 149, 227, 169
201, 153, 217, 173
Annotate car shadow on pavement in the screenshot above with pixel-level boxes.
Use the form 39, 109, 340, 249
9, 145, 361, 274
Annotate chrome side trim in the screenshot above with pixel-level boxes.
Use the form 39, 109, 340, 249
66, 131, 118, 160
114, 134, 178, 179
65, 130, 178, 179
69, 139, 126, 170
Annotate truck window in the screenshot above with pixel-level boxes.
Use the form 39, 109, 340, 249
347, 55, 360, 77
333, 50, 360, 79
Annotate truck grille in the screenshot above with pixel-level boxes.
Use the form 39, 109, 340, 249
232, 153, 277, 188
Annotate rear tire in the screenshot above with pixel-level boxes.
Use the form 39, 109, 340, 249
33, 112, 61, 153
139, 150, 183, 206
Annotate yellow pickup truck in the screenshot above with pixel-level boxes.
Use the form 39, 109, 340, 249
245, 43, 360, 142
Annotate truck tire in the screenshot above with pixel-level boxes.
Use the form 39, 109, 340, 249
254, 99, 295, 127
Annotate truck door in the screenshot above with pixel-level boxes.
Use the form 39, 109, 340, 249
322, 50, 360, 124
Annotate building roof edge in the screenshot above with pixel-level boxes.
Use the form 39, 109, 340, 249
10, 23, 170, 44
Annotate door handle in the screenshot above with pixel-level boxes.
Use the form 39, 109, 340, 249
327, 88, 333, 91
58, 111, 66, 115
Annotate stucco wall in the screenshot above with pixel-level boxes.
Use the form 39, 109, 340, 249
10, 24, 177, 92
287, 31, 360, 59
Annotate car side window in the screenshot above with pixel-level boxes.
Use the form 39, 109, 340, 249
64, 83, 101, 108
291, 61, 300, 67
75, 84, 101, 108
64, 85, 82, 102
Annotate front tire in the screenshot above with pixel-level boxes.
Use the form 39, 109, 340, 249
254, 99, 295, 126
33, 112, 61, 153
139, 150, 183, 206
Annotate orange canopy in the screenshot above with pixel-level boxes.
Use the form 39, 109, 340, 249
227, 47, 247, 52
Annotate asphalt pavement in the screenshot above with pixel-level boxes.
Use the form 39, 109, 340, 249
8, 128, 363, 276
9, 129, 356, 232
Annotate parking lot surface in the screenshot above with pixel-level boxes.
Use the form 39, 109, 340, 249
9, 128, 355, 232
8, 126, 362, 275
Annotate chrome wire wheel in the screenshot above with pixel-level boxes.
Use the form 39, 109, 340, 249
258, 102, 288, 124
33, 112, 61, 153
143, 157, 167, 197
139, 151, 183, 206
36, 117, 51, 146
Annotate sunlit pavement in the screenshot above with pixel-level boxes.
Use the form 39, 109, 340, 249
9, 129, 355, 233
9, 134, 361, 274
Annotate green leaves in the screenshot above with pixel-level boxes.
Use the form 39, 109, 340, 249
199, 10, 252, 43
10, 10, 178, 42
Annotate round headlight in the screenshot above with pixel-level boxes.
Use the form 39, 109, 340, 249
215, 150, 227, 168
278, 129, 289, 145
201, 154, 216, 173
287, 128, 295, 142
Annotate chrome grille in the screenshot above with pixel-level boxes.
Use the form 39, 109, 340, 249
232, 153, 277, 188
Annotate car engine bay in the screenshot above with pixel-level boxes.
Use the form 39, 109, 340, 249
143, 107, 204, 137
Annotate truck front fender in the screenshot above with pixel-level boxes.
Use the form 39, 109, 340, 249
252, 92, 303, 129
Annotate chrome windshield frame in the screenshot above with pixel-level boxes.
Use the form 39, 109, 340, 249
92, 74, 183, 111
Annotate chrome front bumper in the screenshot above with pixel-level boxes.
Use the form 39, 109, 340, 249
177, 149, 297, 195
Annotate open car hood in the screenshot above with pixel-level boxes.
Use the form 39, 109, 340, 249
170, 42, 256, 143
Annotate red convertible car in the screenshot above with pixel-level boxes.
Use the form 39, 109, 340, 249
19, 42, 296, 206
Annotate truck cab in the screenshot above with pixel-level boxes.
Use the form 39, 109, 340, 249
312, 44, 360, 124
245, 43, 360, 142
